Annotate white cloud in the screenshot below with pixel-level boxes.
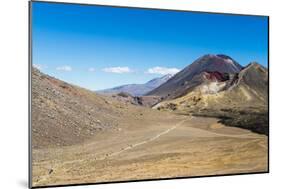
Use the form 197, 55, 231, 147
33, 64, 42, 70
56, 65, 72, 72
33, 64, 47, 70
102, 67, 132, 74
88, 67, 95, 72
146, 66, 180, 75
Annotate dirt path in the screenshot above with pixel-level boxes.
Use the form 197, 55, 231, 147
108, 117, 194, 158
33, 115, 268, 187
34, 117, 193, 185
107, 116, 264, 159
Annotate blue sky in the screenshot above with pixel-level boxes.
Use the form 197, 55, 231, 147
32, 2, 268, 91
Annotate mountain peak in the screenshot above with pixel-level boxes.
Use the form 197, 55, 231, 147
147, 54, 243, 98
200, 54, 234, 60
145, 74, 173, 87
247, 62, 265, 68
98, 74, 172, 96
216, 54, 234, 60
242, 62, 267, 76
189, 54, 243, 74
160, 74, 173, 80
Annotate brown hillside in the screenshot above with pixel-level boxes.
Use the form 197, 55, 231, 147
32, 68, 134, 149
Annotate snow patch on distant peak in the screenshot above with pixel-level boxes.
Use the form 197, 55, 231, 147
163, 74, 173, 79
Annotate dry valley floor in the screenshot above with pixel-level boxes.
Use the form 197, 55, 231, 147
32, 112, 267, 187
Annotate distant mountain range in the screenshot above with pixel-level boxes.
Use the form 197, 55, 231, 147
98, 74, 173, 96
32, 53, 268, 136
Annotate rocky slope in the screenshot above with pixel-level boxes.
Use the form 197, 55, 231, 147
31, 68, 141, 149
110, 92, 163, 107
153, 62, 268, 135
